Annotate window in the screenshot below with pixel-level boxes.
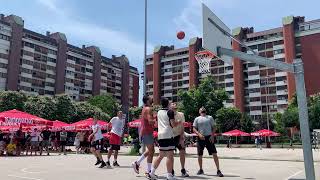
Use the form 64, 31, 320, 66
258, 44, 266, 51
266, 51, 274, 58
48, 49, 57, 55
248, 70, 259, 76
274, 49, 284, 55
248, 63, 256, 67
266, 42, 273, 49
24, 41, 35, 48
249, 88, 260, 93
249, 79, 259, 84
226, 82, 234, 87
0, 33, 10, 41
225, 74, 233, 79
273, 40, 284, 46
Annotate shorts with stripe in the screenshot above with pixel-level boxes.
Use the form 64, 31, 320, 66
158, 138, 175, 151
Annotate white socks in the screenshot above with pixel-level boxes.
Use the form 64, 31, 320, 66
151, 166, 156, 174
147, 163, 152, 172
136, 154, 146, 165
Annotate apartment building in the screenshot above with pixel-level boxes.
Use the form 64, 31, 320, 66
145, 15, 320, 120
0, 14, 139, 112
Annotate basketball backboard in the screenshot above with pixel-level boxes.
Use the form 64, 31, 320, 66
202, 3, 232, 64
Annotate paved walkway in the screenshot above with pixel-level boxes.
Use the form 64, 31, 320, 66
119, 146, 320, 162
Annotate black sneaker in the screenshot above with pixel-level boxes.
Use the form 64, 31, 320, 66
172, 169, 175, 176
95, 160, 102, 166
99, 161, 106, 168
181, 169, 189, 177
217, 170, 224, 177
131, 161, 140, 174
146, 173, 158, 180
197, 169, 204, 175
106, 161, 111, 168
113, 161, 120, 167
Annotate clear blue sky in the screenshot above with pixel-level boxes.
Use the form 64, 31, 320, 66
1, 0, 319, 105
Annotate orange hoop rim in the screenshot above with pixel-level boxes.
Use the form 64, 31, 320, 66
195, 50, 216, 59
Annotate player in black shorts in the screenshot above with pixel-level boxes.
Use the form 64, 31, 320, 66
193, 107, 224, 177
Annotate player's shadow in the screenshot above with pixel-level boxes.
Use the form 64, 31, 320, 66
206, 174, 241, 178
113, 166, 132, 169
185, 176, 211, 179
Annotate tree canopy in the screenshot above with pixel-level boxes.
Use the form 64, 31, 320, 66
178, 76, 228, 122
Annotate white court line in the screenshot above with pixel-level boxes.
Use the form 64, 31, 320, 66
8, 175, 43, 180
285, 170, 303, 180
21, 168, 46, 174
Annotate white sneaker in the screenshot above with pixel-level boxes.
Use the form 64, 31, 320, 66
166, 174, 176, 180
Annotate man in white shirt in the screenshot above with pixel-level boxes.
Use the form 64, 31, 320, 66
106, 111, 125, 167
170, 102, 189, 177
90, 119, 106, 168
30, 128, 40, 156
148, 98, 182, 180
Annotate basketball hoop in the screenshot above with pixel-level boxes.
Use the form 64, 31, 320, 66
195, 50, 215, 74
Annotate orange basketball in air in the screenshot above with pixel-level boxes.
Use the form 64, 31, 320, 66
177, 31, 185, 40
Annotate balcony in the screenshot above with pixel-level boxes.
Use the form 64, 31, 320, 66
274, 53, 285, 59
248, 83, 260, 89
249, 92, 261, 97
273, 44, 284, 50
276, 81, 287, 86
224, 78, 234, 83
248, 66, 259, 71
249, 101, 262, 106
277, 90, 288, 95
277, 99, 288, 105
225, 86, 234, 91
250, 110, 262, 116
248, 75, 260, 80
275, 71, 287, 77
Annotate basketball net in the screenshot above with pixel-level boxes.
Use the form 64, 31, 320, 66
195, 50, 215, 74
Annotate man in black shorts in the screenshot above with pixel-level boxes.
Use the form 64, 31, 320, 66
193, 107, 224, 177
148, 98, 182, 180
41, 127, 51, 155
90, 119, 106, 168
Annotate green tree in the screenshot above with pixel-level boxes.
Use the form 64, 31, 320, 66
73, 102, 110, 122
256, 113, 275, 130
88, 94, 120, 117
54, 94, 75, 123
309, 94, 320, 130
274, 112, 286, 135
25, 96, 57, 120
129, 106, 142, 121
240, 113, 254, 133
216, 107, 242, 133
0, 91, 27, 112
282, 107, 299, 129
178, 76, 228, 122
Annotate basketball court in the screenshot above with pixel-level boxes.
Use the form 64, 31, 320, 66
0, 152, 318, 180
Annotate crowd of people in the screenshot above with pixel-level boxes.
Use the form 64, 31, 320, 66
1, 95, 224, 180
0, 127, 94, 156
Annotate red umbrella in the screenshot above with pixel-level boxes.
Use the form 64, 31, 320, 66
222, 129, 250, 137
68, 118, 109, 131
128, 119, 142, 128
251, 129, 280, 137
128, 119, 191, 128
0, 109, 53, 126
50, 120, 69, 132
